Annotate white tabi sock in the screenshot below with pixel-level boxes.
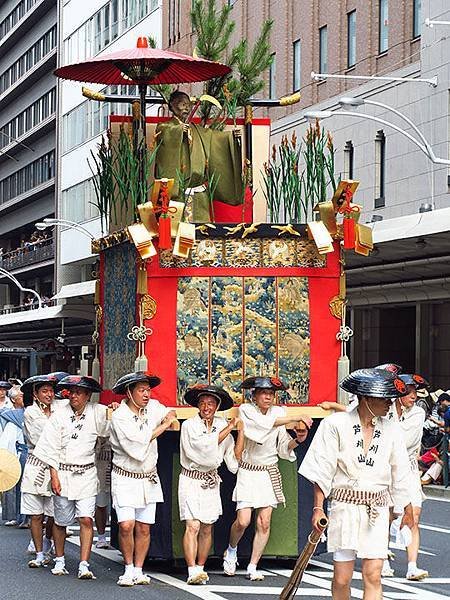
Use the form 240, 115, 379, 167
134, 566, 143, 577
79, 560, 89, 569
196, 564, 205, 572
226, 545, 237, 558
55, 556, 65, 565
124, 563, 134, 574
188, 566, 199, 578
247, 563, 257, 574
408, 561, 417, 572
36, 551, 45, 562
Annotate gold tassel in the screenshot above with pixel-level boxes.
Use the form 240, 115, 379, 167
339, 273, 346, 298
94, 279, 100, 305
137, 263, 148, 295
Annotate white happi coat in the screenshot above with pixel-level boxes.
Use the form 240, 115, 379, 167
387, 403, 425, 509
232, 403, 297, 508
178, 414, 237, 523
109, 399, 170, 508
21, 402, 54, 496
33, 403, 109, 501
299, 407, 411, 558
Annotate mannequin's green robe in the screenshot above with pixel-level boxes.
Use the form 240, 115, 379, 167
155, 119, 243, 223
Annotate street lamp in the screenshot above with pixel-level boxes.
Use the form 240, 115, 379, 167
35, 218, 96, 241
303, 108, 450, 166
0, 267, 43, 310
310, 70, 438, 87
338, 97, 442, 163
425, 18, 450, 27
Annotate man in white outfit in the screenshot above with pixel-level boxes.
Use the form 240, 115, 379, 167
180, 384, 242, 584
384, 373, 429, 581
299, 368, 414, 600
223, 376, 312, 581
20, 374, 59, 567
33, 375, 110, 579
109, 372, 177, 587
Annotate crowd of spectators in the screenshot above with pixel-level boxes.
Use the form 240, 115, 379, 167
0, 229, 52, 263
417, 389, 450, 486
0, 380, 28, 528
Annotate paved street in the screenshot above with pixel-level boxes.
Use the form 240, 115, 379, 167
1, 497, 449, 599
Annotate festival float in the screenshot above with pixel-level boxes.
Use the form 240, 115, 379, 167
55, 18, 373, 559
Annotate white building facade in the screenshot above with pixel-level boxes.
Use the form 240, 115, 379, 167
55, 0, 162, 363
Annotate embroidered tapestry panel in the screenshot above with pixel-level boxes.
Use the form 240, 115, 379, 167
176, 276, 310, 404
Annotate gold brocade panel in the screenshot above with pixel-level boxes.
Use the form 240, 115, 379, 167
176, 276, 310, 404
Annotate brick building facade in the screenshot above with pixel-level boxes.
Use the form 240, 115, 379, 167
163, 0, 421, 120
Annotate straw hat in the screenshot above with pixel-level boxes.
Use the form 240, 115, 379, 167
0, 448, 21, 492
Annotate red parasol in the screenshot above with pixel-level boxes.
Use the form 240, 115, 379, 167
55, 37, 231, 87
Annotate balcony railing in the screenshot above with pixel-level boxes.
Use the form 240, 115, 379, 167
0, 238, 54, 270
0, 297, 56, 315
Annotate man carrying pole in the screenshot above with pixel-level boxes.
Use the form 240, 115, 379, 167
33, 375, 110, 579
109, 372, 177, 587
299, 368, 414, 600
179, 384, 242, 584
20, 374, 59, 567
223, 376, 311, 581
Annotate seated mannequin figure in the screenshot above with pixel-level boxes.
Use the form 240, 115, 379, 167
154, 91, 243, 223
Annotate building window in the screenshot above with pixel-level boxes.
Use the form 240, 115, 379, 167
374, 130, 386, 208
379, 0, 388, 53
319, 26, 328, 73
0, 88, 56, 151
0, 0, 39, 40
344, 141, 354, 180
62, 84, 155, 153
413, 0, 421, 38
347, 11, 356, 68
61, 178, 99, 223
269, 53, 276, 99
0, 26, 57, 95
0, 151, 55, 206
168, 0, 181, 45
293, 39, 301, 91
63, 0, 158, 65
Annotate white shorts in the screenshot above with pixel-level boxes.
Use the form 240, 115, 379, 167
333, 549, 357, 562
96, 491, 110, 508
53, 495, 96, 526
236, 501, 277, 511
115, 503, 156, 525
21, 493, 54, 517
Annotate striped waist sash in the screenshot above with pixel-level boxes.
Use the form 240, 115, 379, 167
181, 467, 220, 489
59, 462, 95, 475
239, 460, 285, 505
26, 454, 48, 488
330, 487, 390, 526
112, 463, 158, 484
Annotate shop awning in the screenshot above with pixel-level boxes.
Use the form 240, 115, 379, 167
52, 280, 96, 300
0, 304, 93, 327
